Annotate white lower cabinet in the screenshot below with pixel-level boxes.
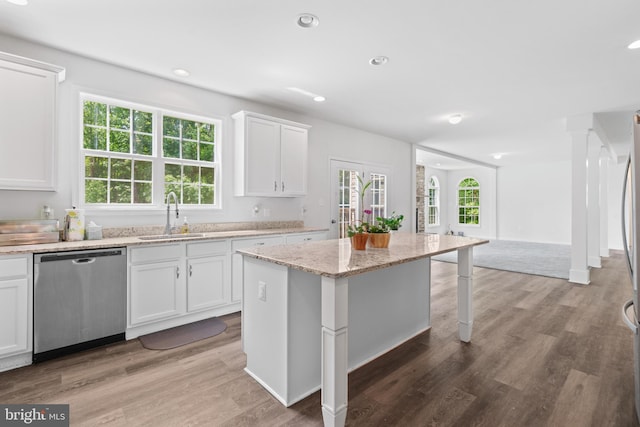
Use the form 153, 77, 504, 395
127, 240, 233, 338
186, 240, 229, 312
126, 231, 326, 339
130, 259, 184, 325
0, 254, 32, 372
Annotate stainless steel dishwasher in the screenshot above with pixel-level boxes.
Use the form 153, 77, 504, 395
33, 247, 127, 362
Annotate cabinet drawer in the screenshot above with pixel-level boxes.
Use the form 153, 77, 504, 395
285, 232, 327, 244
231, 236, 284, 251
0, 256, 28, 279
131, 244, 182, 264
187, 240, 228, 257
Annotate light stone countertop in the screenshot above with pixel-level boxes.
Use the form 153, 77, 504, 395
237, 233, 489, 279
0, 226, 328, 255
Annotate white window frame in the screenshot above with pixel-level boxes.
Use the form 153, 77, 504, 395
427, 176, 440, 227
79, 93, 222, 211
457, 177, 480, 226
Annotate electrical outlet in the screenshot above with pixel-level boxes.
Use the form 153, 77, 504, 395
258, 281, 266, 301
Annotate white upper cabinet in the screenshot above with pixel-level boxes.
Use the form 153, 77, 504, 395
233, 111, 310, 197
0, 52, 65, 191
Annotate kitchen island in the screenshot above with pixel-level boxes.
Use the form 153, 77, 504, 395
237, 233, 488, 427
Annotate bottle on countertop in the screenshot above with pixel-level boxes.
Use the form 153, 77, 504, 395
181, 216, 189, 234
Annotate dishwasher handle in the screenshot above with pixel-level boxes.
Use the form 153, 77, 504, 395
72, 257, 97, 265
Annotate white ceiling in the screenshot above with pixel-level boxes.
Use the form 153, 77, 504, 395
1, 0, 639, 168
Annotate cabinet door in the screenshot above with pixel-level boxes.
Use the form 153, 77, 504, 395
280, 125, 308, 196
187, 255, 227, 312
245, 117, 280, 195
0, 278, 28, 356
0, 59, 58, 191
130, 260, 184, 325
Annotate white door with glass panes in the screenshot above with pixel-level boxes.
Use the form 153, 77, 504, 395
329, 160, 390, 239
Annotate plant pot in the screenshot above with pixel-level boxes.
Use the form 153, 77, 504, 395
350, 233, 369, 250
368, 232, 390, 248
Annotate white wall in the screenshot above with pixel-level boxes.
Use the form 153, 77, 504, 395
497, 161, 571, 244
0, 35, 412, 230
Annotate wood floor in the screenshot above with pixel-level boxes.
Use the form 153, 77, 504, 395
1, 251, 638, 426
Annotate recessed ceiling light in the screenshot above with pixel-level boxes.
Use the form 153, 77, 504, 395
296, 13, 319, 28
628, 40, 640, 50
448, 114, 463, 125
173, 68, 190, 77
287, 87, 326, 103
493, 153, 503, 160
6, 0, 28, 5
369, 56, 389, 66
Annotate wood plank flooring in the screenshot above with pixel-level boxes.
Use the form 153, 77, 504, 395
1, 251, 638, 426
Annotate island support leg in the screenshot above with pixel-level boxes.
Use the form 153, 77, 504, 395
321, 276, 349, 427
457, 247, 473, 342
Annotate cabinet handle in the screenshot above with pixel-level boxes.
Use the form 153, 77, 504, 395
256, 242, 265, 246
176, 266, 180, 279
189, 265, 193, 277
304, 237, 312, 241
274, 181, 277, 191
282, 181, 285, 192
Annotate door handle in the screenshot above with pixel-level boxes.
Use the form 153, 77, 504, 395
72, 258, 96, 265
331, 219, 337, 224
622, 299, 638, 335
176, 266, 180, 279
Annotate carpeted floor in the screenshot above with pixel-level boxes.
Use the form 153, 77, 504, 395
432, 239, 571, 279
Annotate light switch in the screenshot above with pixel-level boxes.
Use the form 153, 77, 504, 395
258, 281, 266, 301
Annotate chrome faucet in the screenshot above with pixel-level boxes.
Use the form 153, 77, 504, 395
164, 191, 179, 235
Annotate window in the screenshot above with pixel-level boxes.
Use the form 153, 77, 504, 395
81, 95, 221, 208
458, 177, 480, 225
369, 173, 387, 220
427, 176, 440, 226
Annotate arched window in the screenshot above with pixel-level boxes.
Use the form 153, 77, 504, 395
458, 177, 480, 225
427, 176, 440, 226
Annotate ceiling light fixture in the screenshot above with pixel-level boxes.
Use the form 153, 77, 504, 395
369, 56, 389, 66
448, 114, 463, 125
628, 40, 640, 50
173, 68, 190, 77
493, 153, 503, 160
6, 0, 28, 5
296, 13, 319, 28
287, 87, 326, 103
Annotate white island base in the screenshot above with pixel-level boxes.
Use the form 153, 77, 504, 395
239, 234, 482, 427
243, 257, 431, 407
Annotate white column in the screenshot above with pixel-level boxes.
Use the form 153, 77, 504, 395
599, 151, 610, 258
457, 247, 473, 342
569, 130, 590, 284
587, 135, 601, 268
321, 276, 348, 427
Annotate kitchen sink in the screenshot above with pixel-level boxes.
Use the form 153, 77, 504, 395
138, 233, 205, 240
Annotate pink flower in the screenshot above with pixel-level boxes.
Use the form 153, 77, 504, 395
363, 209, 372, 215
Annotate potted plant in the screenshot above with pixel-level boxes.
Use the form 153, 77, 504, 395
367, 221, 391, 248
377, 212, 404, 231
347, 176, 372, 250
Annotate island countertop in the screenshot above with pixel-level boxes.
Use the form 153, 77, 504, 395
236, 233, 489, 279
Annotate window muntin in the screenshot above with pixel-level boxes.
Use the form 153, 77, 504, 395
458, 177, 480, 225
81, 95, 221, 208
427, 176, 440, 226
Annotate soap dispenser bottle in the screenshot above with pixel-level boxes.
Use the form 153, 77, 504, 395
181, 216, 189, 234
